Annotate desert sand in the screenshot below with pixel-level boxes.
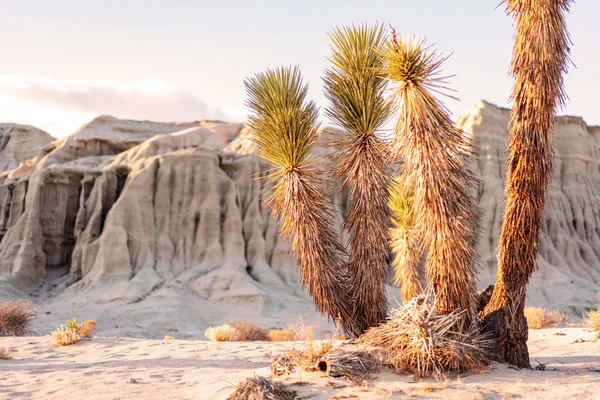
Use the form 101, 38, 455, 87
1, 328, 599, 399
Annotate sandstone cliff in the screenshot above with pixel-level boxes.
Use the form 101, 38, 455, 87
0, 101, 598, 336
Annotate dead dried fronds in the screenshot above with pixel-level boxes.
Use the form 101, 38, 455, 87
269, 329, 297, 342
52, 325, 81, 347
389, 177, 425, 302
226, 376, 296, 400
271, 340, 335, 376
359, 292, 491, 379
324, 23, 393, 332
0, 298, 36, 336
204, 324, 240, 342
0, 347, 12, 360
524, 307, 568, 329
382, 32, 480, 331
245, 66, 355, 335
230, 321, 270, 341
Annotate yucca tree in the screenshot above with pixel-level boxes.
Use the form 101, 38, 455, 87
323, 23, 393, 333
245, 66, 358, 335
388, 177, 425, 303
482, 0, 572, 368
382, 33, 480, 332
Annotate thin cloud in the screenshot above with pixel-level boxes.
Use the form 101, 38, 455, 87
0, 75, 230, 137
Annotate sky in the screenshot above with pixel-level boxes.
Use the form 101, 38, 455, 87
0, 0, 597, 138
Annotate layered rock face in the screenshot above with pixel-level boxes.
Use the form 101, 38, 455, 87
0, 101, 598, 319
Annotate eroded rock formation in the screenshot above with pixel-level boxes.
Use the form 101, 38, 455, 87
0, 101, 598, 318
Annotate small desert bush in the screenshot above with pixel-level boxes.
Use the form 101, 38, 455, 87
77, 320, 97, 338
271, 340, 334, 376
0, 298, 35, 336
51, 318, 95, 346
204, 321, 270, 342
524, 307, 568, 329
0, 347, 12, 360
230, 321, 270, 341
269, 329, 297, 342
52, 325, 81, 347
359, 292, 491, 379
586, 309, 600, 337
205, 324, 239, 342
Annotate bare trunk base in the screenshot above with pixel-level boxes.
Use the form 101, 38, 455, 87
477, 285, 531, 369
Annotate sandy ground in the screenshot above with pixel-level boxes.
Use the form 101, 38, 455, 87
1, 327, 599, 399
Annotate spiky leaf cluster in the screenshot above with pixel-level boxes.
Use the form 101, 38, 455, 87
245, 66, 357, 334
383, 33, 480, 331
388, 177, 425, 302
323, 24, 393, 332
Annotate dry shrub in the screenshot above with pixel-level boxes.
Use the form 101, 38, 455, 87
585, 301, 600, 337
0, 298, 36, 336
524, 307, 568, 329
226, 376, 296, 400
359, 293, 491, 379
288, 319, 316, 341
269, 329, 297, 342
205, 324, 239, 342
52, 325, 81, 347
0, 347, 12, 360
204, 321, 270, 342
230, 321, 270, 341
77, 320, 97, 338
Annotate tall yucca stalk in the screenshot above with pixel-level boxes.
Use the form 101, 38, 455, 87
245, 66, 357, 335
323, 24, 393, 333
388, 177, 425, 303
482, 0, 572, 368
383, 33, 480, 332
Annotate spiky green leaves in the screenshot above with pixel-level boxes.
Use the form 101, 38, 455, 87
323, 24, 393, 332
245, 66, 358, 336
323, 24, 391, 136
245, 66, 320, 169
389, 178, 425, 302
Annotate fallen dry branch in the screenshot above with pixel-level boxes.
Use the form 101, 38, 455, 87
317, 350, 379, 379
360, 292, 492, 379
271, 341, 334, 376
226, 376, 296, 400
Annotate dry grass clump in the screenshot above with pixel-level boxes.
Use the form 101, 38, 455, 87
0, 298, 36, 336
359, 292, 491, 379
524, 307, 568, 329
51, 318, 96, 347
268, 329, 297, 342
77, 320, 97, 338
585, 296, 600, 337
52, 326, 81, 347
0, 347, 12, 360
586, 310, 600, 337
226, 376, 296, 400
204, 324, 239, 342
230, 321, 270, 341
204, 321, 270, 342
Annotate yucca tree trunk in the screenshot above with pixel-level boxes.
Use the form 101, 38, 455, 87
481, 0, 572, 368
324, 24, 392, 334
383, 34, 480, 332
